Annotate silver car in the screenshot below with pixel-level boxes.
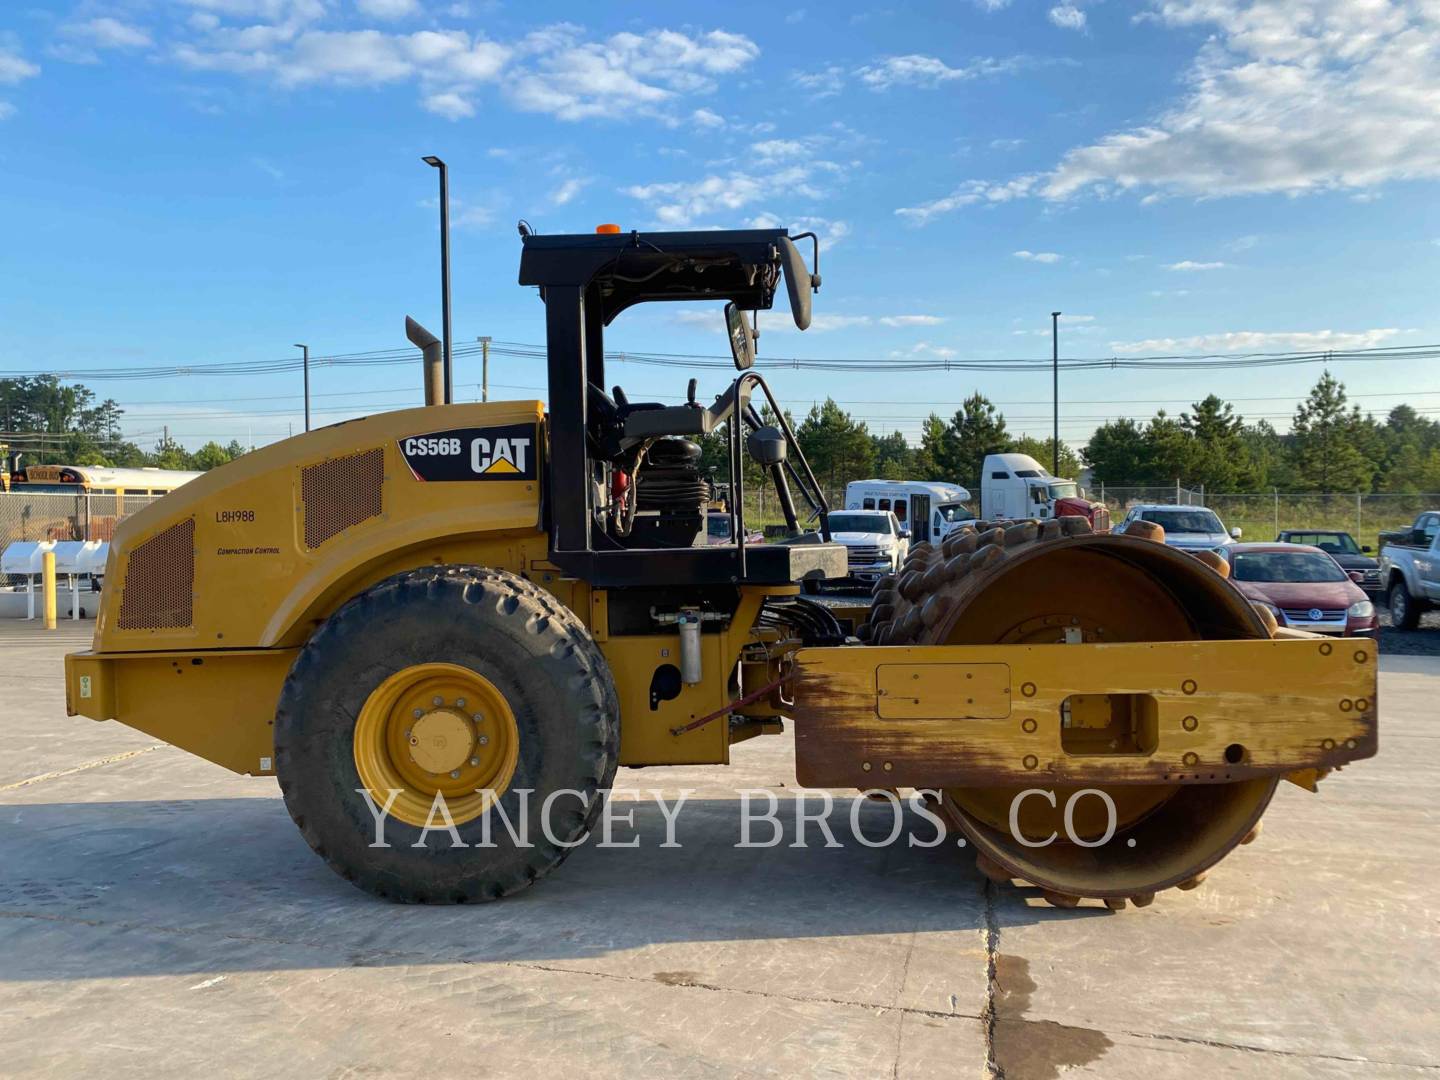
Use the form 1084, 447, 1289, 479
1119, 504, 1241, 550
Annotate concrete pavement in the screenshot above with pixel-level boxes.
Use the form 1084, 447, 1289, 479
1, 621, 1436, 1078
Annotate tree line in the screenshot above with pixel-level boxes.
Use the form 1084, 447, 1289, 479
1, 376, 247, 473
8, 370, 1439, 494
706, 371, 1440, 496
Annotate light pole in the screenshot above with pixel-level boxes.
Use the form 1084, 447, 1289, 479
293, 343, 310, 431
477, 336, 491, 402
1050, 311, 1061, 475
421, 155, 453, 405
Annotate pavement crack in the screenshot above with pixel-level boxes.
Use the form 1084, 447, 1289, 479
1114, 1026, 1440, 1070
0, 906, 985, 1025
981, 879, 1003, 1079
0, 745, 163, 793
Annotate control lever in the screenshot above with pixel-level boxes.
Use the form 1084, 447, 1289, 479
686, 378, 698, 407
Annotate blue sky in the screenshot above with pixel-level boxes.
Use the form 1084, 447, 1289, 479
2, 0, 1439, 453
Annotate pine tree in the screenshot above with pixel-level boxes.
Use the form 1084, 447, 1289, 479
944, 392, 1010, 490
1082, 418, 1149, 485
1288, 373, 1374, 492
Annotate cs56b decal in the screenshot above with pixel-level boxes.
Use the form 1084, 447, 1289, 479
399, 423, 536, 482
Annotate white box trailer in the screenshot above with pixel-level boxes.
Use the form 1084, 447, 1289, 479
843, 480, 972, 545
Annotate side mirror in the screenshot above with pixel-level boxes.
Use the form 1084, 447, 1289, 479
1362, 545, 1373, 553
778, 236, 815, 330
1348, 571, 1365, 584
1230, 527, 1242, 539
1414, 529, 1427, 546
725, 302, 755, 370
898, 528, 911, 540
746, 425, 787, 467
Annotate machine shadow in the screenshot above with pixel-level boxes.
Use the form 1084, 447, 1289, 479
0, 793, 1089, 982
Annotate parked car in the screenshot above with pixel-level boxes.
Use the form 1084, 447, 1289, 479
1378, 510, 1440, 550
1119, 504, 1240, 551
824, 509, 910, 585
843, 479, 970, 544
704, 509, 762, 546
1225, 543, 1377, 635
1275, 530, 1381, 594
1379, 514, 1440, 629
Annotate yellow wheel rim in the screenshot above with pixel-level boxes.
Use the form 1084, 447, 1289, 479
353, 662, 520, 829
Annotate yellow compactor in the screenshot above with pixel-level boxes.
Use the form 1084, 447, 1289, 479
65, 226, 1376, 907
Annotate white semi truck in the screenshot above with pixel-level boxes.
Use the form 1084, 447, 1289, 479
845, 454, 1109, 540
978, 453, 1110, 530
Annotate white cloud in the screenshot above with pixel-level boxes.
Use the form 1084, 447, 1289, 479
857, 53, 1020, 90
974, 0, 1012, 9
898, 1, 1440, 216
626, 168, 821, 226
1227, 234, 1260, 252
792, 65, 846, 99
1045, 0, 1440, 200
550, 177, 587, 205
1109, 328, 1403, 355
0, 101, 14, 120
1048, 5, 1087, 30
785, 9, 807, 23
896, 175, 1039, 223
879, 314, 946, 326
64, 18, 153, 50
989, 137, 1025, 151
0, 47, 40, 84
746, 213, 851, 247
356, 0, 423, 18
506, 27, 758, 121
423, 90, 473, 119
1165, 259, 1227, 271
170, 20, 755, 123
1014, 249, 1062, 263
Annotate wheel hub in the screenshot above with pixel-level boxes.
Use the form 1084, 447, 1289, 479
408, 709, 475, 775
353, 662, 520, 828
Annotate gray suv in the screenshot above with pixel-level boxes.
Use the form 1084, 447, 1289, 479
1119, 504, 1240, 550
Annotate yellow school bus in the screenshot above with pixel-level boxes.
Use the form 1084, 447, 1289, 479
5, 465, 202, 541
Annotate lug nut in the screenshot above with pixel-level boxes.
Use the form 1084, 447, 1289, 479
478, 735, 489, 746
472, 713, 483, 723
450, 770, 461, 779
456, 698, 467, 708
470, 757, 480, 766
412, 708, 423, 718
432, 696, 443, 707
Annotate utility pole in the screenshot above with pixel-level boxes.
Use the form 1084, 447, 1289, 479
1050, 311, 1062, 475
294, 343, 310, 431
422, 156, 453, 404
478, 336, 491, 402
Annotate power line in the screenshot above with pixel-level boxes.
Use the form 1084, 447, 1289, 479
5, 340, 1439, 381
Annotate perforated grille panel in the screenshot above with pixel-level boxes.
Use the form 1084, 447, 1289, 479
302, 447, 385, 549
117, 518, 196, 630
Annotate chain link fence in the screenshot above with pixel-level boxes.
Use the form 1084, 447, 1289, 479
0, 491, 161, 547
1091, 486, 1440, 550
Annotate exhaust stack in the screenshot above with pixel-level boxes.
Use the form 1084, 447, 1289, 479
406, 316, 444, 407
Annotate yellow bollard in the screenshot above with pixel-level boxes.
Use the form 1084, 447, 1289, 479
42, 550, 57, 631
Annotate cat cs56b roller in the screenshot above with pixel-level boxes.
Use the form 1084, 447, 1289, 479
65, 226, 1377, 908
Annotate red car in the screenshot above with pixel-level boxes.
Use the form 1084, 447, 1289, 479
1225, 543, 1378, 635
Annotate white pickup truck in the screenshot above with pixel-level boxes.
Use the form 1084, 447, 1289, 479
1379, 511, 1440, 629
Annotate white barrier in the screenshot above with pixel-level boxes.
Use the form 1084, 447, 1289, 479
51, 541, 108, 620
1, 540, 106, 619
1, 541, 58, 620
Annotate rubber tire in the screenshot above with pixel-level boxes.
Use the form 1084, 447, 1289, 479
274, 566, 619, 903
1389, 579, 1420, 630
